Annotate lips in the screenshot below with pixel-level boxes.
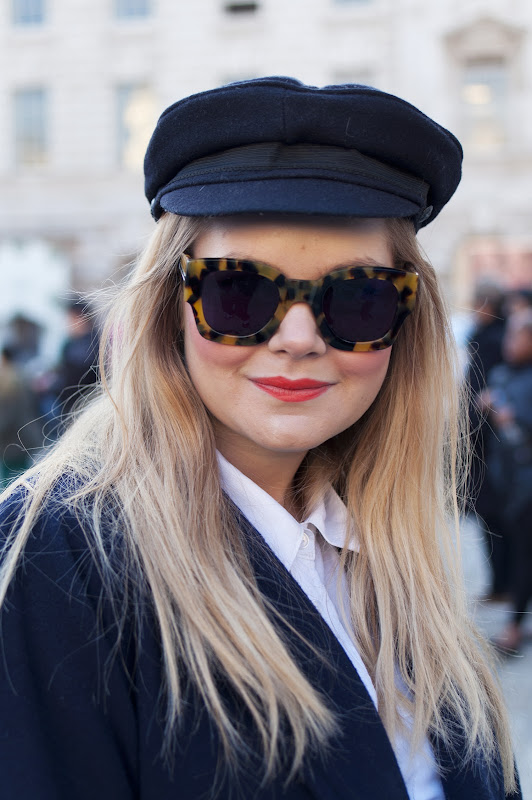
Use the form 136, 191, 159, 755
250, 376, 334, 402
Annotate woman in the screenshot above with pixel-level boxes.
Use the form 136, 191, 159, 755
0, 78, 520, 799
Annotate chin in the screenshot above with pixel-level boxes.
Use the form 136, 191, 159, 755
252, 428, 335, 454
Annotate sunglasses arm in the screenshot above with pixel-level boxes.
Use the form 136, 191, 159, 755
178, 254, 189, 282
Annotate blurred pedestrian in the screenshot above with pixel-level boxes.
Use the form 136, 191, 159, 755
465, 282, 509, 598
487, 310, 532, 652
0, 347, 41, 487
47, 300, 98, 422
505, 287, 532, 317
5, 314, 42, 368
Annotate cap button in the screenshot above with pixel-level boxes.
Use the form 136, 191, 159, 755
417, 205, 433, 226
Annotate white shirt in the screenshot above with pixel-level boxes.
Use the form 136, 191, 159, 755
218, 452, 444, 800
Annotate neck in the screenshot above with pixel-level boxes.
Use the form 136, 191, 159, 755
215, 433, 306, 516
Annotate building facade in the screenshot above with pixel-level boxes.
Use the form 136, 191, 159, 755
1, 0, 531, 308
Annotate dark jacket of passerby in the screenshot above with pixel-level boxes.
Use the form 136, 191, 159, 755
488, 361, 532, 524
53, 308, 99, 418
465, 303, 508, 596
466, 314, 506, 507
467, 317, 506, 398
488, 314, 532, 641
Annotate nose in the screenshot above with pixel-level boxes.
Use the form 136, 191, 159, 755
267, 303, 327, 358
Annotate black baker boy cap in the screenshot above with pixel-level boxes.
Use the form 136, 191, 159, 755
144, 76, 463, 229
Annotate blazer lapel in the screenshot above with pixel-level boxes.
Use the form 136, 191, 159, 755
432, 725, 510, 800
236, 510, 513, 800
237, 510, 410, 800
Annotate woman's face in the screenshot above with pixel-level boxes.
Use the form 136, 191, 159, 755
184, 218, 393, 467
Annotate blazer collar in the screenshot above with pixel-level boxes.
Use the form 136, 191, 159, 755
236, 506, 410, 800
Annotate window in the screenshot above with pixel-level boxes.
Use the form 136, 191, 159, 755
116, 85, 156, 170
12, 0, 44, 25
115, 0, 150, 19
224, 2, 259, 14
461, 59, 508, 153
14, 88, 47, 166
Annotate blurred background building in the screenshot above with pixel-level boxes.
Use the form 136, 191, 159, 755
1, 0, 532, 349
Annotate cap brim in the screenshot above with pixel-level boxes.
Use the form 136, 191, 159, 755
159, 179, 420, 219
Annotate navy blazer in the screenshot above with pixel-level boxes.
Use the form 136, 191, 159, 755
0, 494, 520, 799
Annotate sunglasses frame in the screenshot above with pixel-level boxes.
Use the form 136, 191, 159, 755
179, 254, 418, 352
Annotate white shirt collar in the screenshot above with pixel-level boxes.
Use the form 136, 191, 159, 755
217, 451, 358, 571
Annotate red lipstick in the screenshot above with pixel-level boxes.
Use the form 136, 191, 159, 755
250, 376, 333, 402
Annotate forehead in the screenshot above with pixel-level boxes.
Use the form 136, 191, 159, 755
191, 216, 394, 278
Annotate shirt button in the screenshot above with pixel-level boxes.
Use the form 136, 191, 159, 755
301, 531, 310, 549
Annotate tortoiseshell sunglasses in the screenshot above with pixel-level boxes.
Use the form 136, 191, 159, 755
179, 255, 418, 352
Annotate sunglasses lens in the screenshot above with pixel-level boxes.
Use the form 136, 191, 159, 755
323, 278, 398, 342
202, 270, 279, 336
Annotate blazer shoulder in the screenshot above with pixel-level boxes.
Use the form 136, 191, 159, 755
0, 478, 127, 569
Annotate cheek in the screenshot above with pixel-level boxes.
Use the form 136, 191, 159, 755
184, 303, 250, 372
336, 348, 392, 384
334, 348, 392, 418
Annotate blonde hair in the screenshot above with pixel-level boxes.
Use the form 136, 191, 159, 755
0, 214, 516, 791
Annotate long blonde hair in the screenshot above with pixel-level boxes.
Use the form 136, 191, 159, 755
0, 213, 516, 791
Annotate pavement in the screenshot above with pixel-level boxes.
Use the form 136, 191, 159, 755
461, 516, 532, 798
